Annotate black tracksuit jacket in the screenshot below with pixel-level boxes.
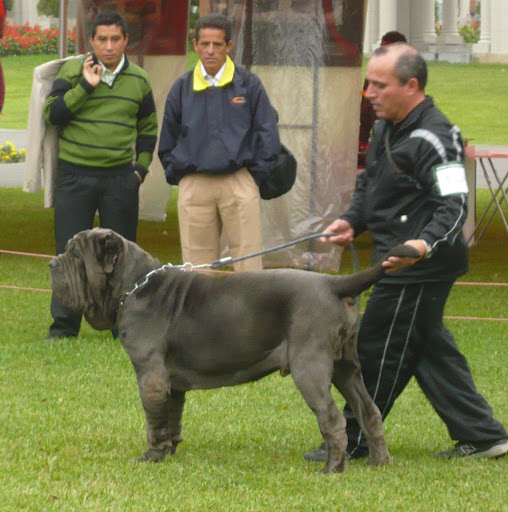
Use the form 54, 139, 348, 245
341, 96, 469, 284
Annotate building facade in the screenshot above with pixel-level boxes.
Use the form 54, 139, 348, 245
364, 0, 508, 63
7, 0, 508, 62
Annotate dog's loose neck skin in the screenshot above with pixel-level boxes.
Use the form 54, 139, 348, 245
113, 238, 161, 310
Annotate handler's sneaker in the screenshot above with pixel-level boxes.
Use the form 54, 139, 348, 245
436, 439, 508, 459
303, 442, 327, 462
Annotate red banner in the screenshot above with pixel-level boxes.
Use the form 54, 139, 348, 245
78, 0, 189, 56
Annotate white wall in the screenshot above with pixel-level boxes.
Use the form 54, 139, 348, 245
490, 0, 508, 55
8, 0, 77, 28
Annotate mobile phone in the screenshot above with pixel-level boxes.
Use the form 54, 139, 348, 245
91, 53, 99, 66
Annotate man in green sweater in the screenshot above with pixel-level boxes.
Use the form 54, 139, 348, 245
44, 10, 158, 339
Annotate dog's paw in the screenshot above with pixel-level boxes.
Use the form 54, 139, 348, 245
136, 444, 173, 463
320, 460, 347, 474
366, 453, 392, 466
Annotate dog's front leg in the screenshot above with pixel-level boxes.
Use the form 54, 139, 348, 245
135, 361, 174, 462
166, 388, 186, 455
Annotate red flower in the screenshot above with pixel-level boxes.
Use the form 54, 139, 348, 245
0, 21, 77, 56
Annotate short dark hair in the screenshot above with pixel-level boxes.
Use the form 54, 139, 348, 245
373, 43, 428, 90
194, 13, 232, 44
381, 31, 407, 45
91, 10, 128, 38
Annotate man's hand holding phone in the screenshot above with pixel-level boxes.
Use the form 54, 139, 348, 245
83, 54, 102, 87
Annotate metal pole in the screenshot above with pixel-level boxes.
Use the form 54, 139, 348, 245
59, 0, 68, 58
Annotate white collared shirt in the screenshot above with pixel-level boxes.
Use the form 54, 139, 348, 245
200, 61, 226, 87
100, 54, 125, 87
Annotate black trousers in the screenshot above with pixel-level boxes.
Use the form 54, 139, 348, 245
49, 169, 140, 337
344, 280, 507, 456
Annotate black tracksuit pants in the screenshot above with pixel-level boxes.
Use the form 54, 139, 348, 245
49, 168, 140, 338
344, 280, 507, 457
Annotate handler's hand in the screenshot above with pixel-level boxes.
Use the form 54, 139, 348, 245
382, 239, 426, 273
83, 55, 102, 87
320, 219, 354, 246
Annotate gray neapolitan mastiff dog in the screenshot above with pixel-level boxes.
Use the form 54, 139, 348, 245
49, 228, 419, 473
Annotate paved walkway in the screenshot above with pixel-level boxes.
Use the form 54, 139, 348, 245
1, 129, 26, 150
1, 128, 507, 189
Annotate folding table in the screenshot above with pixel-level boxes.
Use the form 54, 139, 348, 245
465, 147, 508, 245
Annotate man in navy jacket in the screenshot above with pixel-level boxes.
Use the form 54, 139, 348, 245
158, 13, 280, 271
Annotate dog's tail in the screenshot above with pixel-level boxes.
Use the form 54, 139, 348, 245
332, 244, 421, 298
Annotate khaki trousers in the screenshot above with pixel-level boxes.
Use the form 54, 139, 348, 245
177, 168, 263, 271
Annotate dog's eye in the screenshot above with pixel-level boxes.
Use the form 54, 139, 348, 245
67, 248, 81, 261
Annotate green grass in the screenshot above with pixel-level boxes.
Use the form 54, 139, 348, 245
0, 55, 56, 129
0, 187, 506, 511
425, 62, 508, 145
0, 50, 507, 510
1, 55, 507, 144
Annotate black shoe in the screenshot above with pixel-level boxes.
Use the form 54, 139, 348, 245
303, 443, 361, 462
44, 334, 77, 341
436, 439, 508, 459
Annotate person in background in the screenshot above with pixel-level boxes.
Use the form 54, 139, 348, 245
305, 43, 508, 461
43, 10, 157, 339
358, 31, 407, 169
158, 12, 280, 272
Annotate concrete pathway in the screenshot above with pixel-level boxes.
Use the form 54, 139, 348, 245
1, 129, 27, 151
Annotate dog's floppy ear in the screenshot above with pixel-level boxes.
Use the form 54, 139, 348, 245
96, 230, 123, 274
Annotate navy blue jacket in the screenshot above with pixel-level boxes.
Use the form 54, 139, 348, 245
158, 63, 280, 187
341, 96, 469, 283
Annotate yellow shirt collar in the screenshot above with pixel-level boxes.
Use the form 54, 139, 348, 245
193, 55, 235, 91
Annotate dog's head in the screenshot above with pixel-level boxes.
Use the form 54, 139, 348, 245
49, 228, 145, 330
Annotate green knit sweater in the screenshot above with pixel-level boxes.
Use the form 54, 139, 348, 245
44, 55, 157, 174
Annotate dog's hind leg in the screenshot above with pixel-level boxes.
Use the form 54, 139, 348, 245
290, 355, 349, 474
331, 354, 391, 466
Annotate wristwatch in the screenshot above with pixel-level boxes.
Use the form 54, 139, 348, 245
422, 240, 433, 259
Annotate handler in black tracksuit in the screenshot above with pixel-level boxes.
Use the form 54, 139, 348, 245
306, 43, 507, 461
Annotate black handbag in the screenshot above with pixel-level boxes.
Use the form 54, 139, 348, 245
259, 144, 297, 200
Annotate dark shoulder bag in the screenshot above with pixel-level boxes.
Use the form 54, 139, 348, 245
259, 143, 297, 200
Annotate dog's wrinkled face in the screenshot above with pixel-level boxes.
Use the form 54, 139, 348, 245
49, 228, 124, 330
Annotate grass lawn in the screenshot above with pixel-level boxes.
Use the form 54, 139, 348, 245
0, 55, 56, 130
0, 186, 506, 512
425, 62, 508, 145
0, 50, 506, 512
0, 54, 507, 144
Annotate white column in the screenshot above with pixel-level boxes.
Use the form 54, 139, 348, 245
473, 0, 491, 53
440, 0, 462, 43
376, 0, 397, 46
478, 0, 491, 44
421, 0, 438, 43
13, 0, 45, 25
366, 0, 380, 52
12, 0, 23, 24
459, 0, 470, 26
